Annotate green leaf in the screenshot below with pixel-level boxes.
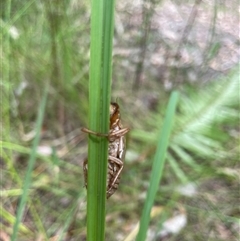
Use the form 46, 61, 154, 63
167, 153, 189, 183
136, 91, 179, 241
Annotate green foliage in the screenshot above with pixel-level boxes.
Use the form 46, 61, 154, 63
136, 91, 179, 241
2, 1, 90, 133
126, 67, 239, 240
1, 0, 239, 240
171, 67, 239, 179
131, 67, 239, 183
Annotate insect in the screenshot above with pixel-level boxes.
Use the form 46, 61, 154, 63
82, 102, 130, 198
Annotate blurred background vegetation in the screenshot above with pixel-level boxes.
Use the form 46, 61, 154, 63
1, 0, 239, 240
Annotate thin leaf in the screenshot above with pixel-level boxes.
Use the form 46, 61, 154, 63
136, 91, 179, 241
174, 133, 217, 157
170, 144, 201, 171
167, 153, 188, 183
11, 87, 48, 240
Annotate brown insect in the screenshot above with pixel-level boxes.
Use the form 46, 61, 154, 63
81, 102, 129, 198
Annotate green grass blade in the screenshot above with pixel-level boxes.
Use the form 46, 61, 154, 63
136, 91, 179, 241
86, 0, 115, 240
2, 0, 12, 178
1, 207, 33, 235
11, 87, 48, 241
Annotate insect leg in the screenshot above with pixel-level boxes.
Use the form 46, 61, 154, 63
107, 156, 124, 196
109, 128, 130, 138
81, 127, 109, 137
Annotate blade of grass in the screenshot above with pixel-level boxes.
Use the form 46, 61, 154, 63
86, 0, 115, 240
11, 87, 48, 241
136, 91, 179, 241
56, 193, 83, 241
1, 208, 33, 235
1, 141, 75, 169
2, 0, 12, 186
3, 0, 36, 27
124, 206, 164, 241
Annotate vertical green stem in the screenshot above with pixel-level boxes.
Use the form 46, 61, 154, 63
87, 0, 115, 240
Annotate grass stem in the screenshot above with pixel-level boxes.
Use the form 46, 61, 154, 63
86, 0, 116, 240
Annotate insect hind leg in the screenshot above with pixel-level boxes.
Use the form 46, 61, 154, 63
107, 156, 123, 198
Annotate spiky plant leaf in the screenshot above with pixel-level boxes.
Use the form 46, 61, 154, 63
132, 66, 239, 181
170, 67, 239, 180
